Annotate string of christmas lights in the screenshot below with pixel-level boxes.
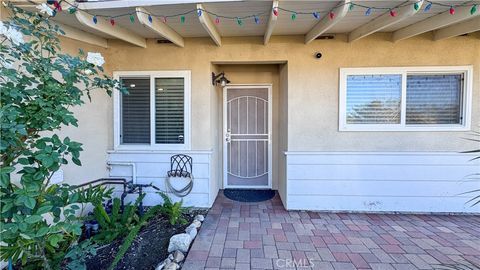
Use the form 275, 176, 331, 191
46, 0, 479, 27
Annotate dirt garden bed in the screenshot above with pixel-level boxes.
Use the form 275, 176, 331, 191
85, 209, 208, 270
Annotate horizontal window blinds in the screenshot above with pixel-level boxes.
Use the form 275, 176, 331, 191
155, 78, 185, 144
346, 74, 401, 124
406, 74, 463, 125
120, 78, 151, 144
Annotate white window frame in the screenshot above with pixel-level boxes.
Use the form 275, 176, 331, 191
339, 66, 473, 132
113, 70, 191, 150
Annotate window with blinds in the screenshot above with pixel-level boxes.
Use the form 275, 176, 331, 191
120, 78, 150, 144
118, 73, 188, 147
346, 75, 401, 124
155, 78, 185, 144
340, 67, 470, 131
406, 74, 463, 125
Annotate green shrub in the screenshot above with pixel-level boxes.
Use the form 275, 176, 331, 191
91, 195, 144, 243
158, 192, 188, 225
0, 4, 124, 269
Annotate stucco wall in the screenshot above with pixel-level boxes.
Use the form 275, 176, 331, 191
54, 33, 479, 185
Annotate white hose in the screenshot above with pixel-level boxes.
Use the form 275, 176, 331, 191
165, 175, 194, 197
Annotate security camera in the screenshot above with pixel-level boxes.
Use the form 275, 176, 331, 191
315, 52, 322, 59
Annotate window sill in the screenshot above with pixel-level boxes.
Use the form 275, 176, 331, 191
339, 125, 470, 132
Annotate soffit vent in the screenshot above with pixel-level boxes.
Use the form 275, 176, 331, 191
316, 35, 335, 40
156, 39, 174, 44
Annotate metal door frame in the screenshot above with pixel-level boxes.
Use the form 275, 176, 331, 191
223, 84, 272, 189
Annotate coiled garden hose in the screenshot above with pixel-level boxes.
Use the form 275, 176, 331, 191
165, 175, 194, 197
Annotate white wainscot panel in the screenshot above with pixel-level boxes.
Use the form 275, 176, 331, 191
286, 152, 480, 213
107, 151, 213, 207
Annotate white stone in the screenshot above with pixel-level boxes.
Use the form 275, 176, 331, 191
155, 258, 171, 270
168, 254, 174, 261
173, 250, 185, 263
163, 262, 179, 270
167, 233, 192, 253
187, 227, 197, 239
185, 223, 196, 232
191, 220, 201, 228
194, 214, 205, 222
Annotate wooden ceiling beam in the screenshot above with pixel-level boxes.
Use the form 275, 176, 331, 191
135, 7, 184, 47
55, 22, 108, 48
433, 17, 480, 41
393, 5, 480, 42
75, 9, 146, 47
305, 0, 351, 44
197, 3, 221, 46
264, 0, 279, 45
348, 0, 423, 42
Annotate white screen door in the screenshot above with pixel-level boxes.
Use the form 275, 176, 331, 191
223, 85, 272, 189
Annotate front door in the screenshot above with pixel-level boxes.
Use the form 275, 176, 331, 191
223, 85, 272, 189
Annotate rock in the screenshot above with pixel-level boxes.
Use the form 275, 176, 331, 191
185, 223, 196, 232
194, 214, 204, 222
163, 262, 179, 270
155, 258, 171, 270
191, 220, 201, 228
167, 233, 192, 253
168, 253, 174, 261
173, 250, 185, 263
187, 227, 197, 239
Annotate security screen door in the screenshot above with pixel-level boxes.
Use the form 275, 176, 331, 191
223, 85, 272, 189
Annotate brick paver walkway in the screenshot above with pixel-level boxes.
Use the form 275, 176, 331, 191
183, 191, 480, 270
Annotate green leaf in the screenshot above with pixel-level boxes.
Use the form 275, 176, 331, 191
24, 197, 36, 209
25, 215, 43, 224
48, 234, 63, 247
36, 227, 49, 237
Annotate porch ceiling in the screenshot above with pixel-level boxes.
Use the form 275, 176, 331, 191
9, 0, 480, 47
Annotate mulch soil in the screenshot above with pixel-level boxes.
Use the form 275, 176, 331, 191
85, 209, 208, 270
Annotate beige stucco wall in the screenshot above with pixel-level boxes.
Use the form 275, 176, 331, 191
54, 33, 479, 185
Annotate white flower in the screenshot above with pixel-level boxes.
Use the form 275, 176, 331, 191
84, 69, 92, 75
7, 27, 24, 45
86, 52, 105, 67
0, 21, 7, 36
36, 3, 54, 16
1, 24, 24, 45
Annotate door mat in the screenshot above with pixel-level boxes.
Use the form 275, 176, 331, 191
224, 189, 275, 202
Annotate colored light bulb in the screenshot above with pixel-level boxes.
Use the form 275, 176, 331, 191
163, 17, 167, 23
68, 7, 76, 14
53, 1, 62, 11
470, 5, 477, 15
291, 13, 296, 21
365, 7, 372, 16
449, 6, 455, 15
215, 17, 220, 24
414, 2, 420, 11
148, 15, 153, 23
181, 16, 185, 23
329, 11, 335, 20
130, 14, 135, 23
47, 0, 55, 4
197, 9, 202, 17
254, 16, 260, 24
390, 9, 397, 17
424, 2, 432, 12
273, 8, 278, 16
110, 18, 115, 26
93, 16, 97, 24
313, 12, 320, 19
237, 18, 243, 26
349, 3, 355, 11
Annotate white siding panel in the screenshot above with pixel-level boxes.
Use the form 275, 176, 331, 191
107, 151, 214, 207
286, 152, 480, 213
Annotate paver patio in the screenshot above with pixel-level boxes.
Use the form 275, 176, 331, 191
183, 191, 480, 270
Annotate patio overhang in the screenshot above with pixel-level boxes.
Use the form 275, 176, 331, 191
6, 0, 479, 48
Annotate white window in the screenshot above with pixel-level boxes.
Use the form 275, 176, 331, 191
113, 71, 191, 150
339, 66, 473, 131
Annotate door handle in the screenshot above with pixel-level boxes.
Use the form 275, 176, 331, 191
225, 130, 231, 143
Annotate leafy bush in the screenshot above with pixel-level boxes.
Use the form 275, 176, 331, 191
158, 192, 188, 225
91, 195, 144, 243
0, 4, 124, 269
